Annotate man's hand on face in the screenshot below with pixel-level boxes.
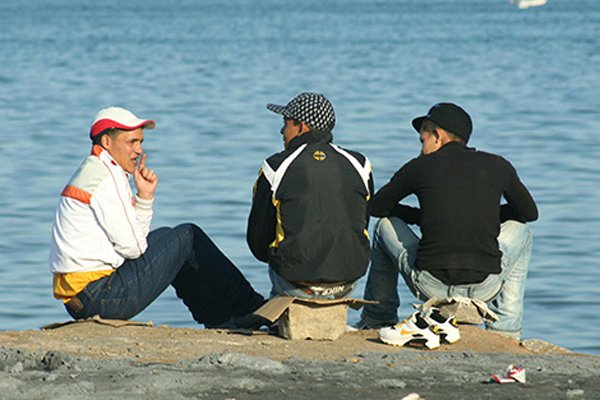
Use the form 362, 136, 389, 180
134, 153, 158, 200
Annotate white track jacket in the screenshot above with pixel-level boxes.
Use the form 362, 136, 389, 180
49, 145, 153, 276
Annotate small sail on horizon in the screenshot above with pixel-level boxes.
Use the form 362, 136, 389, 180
511, 0, 548, 9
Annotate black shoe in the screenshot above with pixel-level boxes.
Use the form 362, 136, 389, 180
204, 318, 237, 329
205, 313, 270, 330
231, 313, 271, 330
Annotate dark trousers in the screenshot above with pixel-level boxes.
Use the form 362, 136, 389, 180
65, 223, 264, 326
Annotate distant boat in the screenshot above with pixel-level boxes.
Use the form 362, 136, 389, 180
511, 0, 547, 9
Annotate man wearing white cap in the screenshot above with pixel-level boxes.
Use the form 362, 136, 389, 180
49, 107, 264, 328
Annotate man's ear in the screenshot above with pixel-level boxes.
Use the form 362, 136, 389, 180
100, 133, 111, 149
300, 122, 311, 134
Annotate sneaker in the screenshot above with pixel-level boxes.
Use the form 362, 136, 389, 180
378, 312, 440, 349
421, 307, 461, 344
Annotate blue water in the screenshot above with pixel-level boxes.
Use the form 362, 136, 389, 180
0, 0, 598, 355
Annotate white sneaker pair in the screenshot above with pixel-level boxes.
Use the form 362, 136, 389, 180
378, 307, 460, 350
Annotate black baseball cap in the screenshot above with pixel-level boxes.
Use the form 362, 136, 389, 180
412, 103, 473, 142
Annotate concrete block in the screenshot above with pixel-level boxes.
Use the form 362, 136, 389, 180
278, 302, 348, 341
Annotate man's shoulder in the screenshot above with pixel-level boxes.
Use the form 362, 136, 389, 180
331, 144, 368, 165
264, 144, 312, 169
264, 143, 370, 170
59, 155, 113, 204
390, 155, 422, 178
68, 155, 111, 188
264, 149, 292, 169
431, 145, 511, 166
470, 148, 513, 167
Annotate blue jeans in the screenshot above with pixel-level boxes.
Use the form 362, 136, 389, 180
65, 223, 265, 326
361, 217, 533, 338
268, 268, 357, 300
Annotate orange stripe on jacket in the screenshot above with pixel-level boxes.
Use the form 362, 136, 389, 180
91, 144, 104, 157
61, 185, 92, 204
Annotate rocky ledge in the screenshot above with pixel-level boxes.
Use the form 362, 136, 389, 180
0, 322, 597, 400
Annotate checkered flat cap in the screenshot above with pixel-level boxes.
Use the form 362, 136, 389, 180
267, 92, 336, 131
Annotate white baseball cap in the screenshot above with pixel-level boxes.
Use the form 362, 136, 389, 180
90, 107, 156, 139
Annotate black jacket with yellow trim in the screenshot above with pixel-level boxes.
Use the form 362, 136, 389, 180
247, 130, 373, 284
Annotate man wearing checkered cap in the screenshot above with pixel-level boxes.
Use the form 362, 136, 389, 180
247, 93, 374, 299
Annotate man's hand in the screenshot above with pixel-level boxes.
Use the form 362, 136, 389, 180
134, 153, 158, 200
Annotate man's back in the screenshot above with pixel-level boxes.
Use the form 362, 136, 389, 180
370, 141, 537, 282
361, 102, 538, 337
271, 133, 370, 282
248, 131, 372, 284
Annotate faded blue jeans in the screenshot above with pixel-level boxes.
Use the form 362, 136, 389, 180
361, 217, 533, 339
65, 223, 265, 326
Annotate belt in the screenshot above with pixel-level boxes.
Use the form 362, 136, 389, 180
291, 281, 355, 297
292, 280, 349, 288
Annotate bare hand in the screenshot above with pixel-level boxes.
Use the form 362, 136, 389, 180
134, 153, 158, 200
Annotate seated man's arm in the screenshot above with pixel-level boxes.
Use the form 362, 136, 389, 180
91, 178, 149, 260
366, 171, 375, 228
368, 161, 416, 219
501, 164, 539, 223
134, 196, 154, 238
247, 170, 276, 263
390, 203, 422, 225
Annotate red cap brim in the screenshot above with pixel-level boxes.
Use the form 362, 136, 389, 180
90, 119, 155, 138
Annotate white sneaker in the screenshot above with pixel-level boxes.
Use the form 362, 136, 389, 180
378, 312, 440, 349
421, 307, 461, 344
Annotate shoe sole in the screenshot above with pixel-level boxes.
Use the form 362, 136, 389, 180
379, 336, 440, 350
439, 331, 460, 344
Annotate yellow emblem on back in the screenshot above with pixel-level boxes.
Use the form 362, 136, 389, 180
313, 150, 326, 161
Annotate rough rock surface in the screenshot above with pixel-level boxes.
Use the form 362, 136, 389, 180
0, 323, 597, 399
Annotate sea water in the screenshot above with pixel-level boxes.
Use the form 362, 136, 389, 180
0, 0, 598, 355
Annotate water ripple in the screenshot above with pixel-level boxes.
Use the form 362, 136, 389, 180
0, 0, 598, 355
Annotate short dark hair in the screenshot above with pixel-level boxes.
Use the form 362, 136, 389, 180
422, 119, 465, 144
420, 119, 440, 133
91, 128, 122, 145
284, 117, 302, 126
446, 130, 466, 144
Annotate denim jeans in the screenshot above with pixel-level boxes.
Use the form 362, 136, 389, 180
66, 223, 265, 326
361, 217, 533, 338
268, 268, 356, 300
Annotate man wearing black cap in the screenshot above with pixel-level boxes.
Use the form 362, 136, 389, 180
359, 103, 538, 339
247, 92, 373, 299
